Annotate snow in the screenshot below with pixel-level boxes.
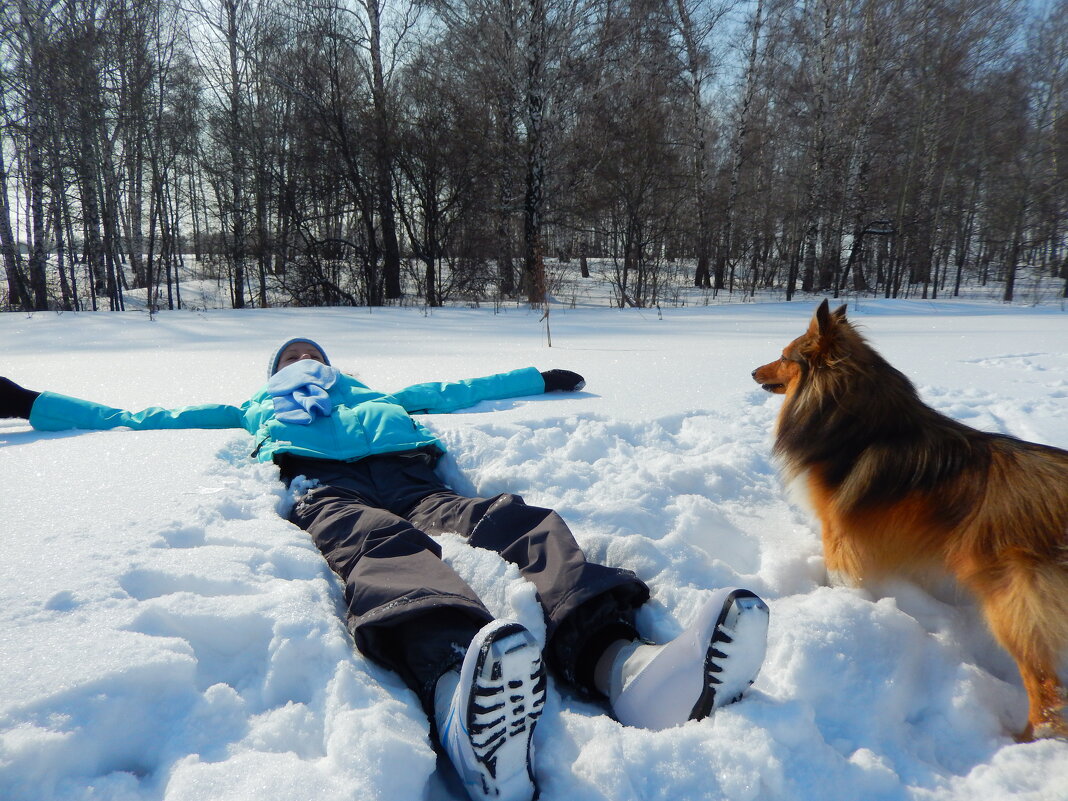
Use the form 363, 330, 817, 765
2, 298, 1067, 801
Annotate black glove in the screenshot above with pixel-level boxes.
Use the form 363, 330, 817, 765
0, 377, 41, 419
540, 369, 586, 392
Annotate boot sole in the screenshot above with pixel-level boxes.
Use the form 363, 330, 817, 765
461, 621, 546, 801
689, 589, 769, 720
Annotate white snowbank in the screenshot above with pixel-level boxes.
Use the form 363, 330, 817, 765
2, 299, 1066, 800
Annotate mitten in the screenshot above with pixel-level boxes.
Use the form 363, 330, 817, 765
540, 369, 586, 392
0, 377, 41, 419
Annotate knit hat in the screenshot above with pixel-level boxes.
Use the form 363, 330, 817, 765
268, 338, 331, 378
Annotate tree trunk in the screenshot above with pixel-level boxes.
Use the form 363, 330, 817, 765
719, 0, 764, 294
226, 0, 247, 308
801, 0, 833, 294
523, 0, 547, 305
0, 140, 31, 310
25, 81, 49, 308
367, 0, 402, 301
673, 0, 724, 291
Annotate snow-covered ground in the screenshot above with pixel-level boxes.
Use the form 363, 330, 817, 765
2, 299, 1067, 801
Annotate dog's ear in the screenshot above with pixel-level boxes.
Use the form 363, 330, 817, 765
813, 300, 847, 336
813, 299, 832, 334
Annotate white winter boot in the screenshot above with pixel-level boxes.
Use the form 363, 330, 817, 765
435, 619, 546, 801
600, 588, 769, 730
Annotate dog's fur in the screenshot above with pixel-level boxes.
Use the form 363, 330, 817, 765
752, 300, 1068, 740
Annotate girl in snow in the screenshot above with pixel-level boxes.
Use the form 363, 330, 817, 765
0, 339, 769, 801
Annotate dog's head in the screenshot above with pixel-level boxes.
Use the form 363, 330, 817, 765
752, 299, 848, 395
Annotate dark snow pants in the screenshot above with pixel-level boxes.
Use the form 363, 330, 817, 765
282, 452, 650, 711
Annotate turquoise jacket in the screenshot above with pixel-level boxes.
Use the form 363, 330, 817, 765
29, 367, 547, 463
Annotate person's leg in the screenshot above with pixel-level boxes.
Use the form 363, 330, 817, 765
287, 458, 544, 801
309, 455, 769, 733
393, 471, 651, 689
401, 477, 769, 729
288, 478, 492, 705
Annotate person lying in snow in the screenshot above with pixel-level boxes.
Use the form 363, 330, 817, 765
0, 339, 769, 801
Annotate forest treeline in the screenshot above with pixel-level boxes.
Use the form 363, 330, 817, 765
1, 0, 1066, 312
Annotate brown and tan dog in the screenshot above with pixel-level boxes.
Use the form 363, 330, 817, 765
753, 299, 1068, 740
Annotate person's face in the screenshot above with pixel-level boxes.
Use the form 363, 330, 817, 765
277, 341, 327, 371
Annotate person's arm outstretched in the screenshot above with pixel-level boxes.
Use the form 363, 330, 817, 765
1, 376, 243, 431
391, 367, 585, 415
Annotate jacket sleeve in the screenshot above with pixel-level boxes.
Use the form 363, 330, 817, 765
391, 367, 547, 414
28, 391, 246, 432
